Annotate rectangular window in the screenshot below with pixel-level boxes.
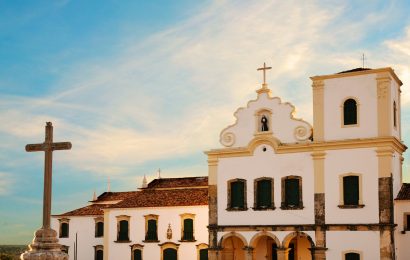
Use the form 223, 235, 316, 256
285, 179, 300, 207
60, 222, 69, 238
199, 249, 208, 260
146, 219, 158, 241
231, 181, 244, 208
343, 176, 359, 206
257, 179, 272, 208
183, 219, 194, 240
118, 220, 129, 241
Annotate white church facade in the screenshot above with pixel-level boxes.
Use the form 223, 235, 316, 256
206, 67, 410, 260
51, 67, 410, 260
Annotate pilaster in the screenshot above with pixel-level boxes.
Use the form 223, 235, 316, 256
276, 247, 290, 260
376, 73, 392, 137
312, 80, 325, 141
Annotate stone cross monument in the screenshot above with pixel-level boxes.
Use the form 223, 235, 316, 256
21, 122, 72, 260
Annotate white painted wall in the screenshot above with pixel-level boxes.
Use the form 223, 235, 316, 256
394, 201, 410, 260
217, 145, 314, 225
325, 148, 379, 224
326, 231, 380, 259
323, 74, 378, 141
51, 216, 103, 260
106, 206, 208, 260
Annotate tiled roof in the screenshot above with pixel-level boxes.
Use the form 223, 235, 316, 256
54, 204, 111, 216
93, 191, 139, 202
396, 183, 410, 200
146, 176, 208, 189
337, 68, 371, 74
108, 188, 208, 209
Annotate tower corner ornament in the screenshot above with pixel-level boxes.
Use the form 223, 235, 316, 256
21, 122, 71, 260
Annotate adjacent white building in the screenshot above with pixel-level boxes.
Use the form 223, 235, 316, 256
52, 176, 209, 260
206, 67, 410, 260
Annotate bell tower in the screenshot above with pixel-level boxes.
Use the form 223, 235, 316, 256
311, 67, 402, 142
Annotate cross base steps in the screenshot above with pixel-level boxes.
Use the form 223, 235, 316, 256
20, 228, 68, 260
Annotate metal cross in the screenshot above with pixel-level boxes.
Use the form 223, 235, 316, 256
25, 122, 72, 229
257, 62, 272, 85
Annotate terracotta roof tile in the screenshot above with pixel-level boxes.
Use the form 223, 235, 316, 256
396, 183, 410, 200
146, 176, 208, 189
93, 191, 139, 202
108, 188, 208, 209
54, 204, 111, 216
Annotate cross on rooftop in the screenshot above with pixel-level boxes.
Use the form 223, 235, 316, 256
257, 62, 272, 85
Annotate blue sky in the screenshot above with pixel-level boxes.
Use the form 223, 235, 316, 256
1, 0, 410, 244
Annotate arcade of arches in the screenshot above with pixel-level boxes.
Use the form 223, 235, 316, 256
219, 232, 314, 260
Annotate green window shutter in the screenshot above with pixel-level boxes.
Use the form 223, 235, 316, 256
96, 222, 104, 237
345, 252, 360, 260
95, 250, 103, 260
343, 176, 359, 205
119, 220, 129, 241
61, 223, 69, 238
285, 179, 299, 207
231, 181, 244, 208
147, 219, 158, 240
133, 249, 142, 260
183, 219, 194, 240
164, 248, 177, 260
257, 179, 272, 208
344, 99, 357, 125
199, 249, 208, 260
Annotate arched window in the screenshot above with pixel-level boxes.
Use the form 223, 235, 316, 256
343, 98, 357, 125
133, 249, 142, 260
199, 249, 208, 260
95, 221, 104, 237
160, 242, 179, 260
227, 179, 247, 210
94, 245, 103, 260
254, 178, 274, 210
131, 244, 144, 260
164, 248, 177, 260
58, 218, 70, 238
281, 176, 303, 209
344, 252, 361, 260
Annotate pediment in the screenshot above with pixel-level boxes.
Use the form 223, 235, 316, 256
220, 92, 312, 148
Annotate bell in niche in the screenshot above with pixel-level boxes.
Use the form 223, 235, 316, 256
261, 115, 269, 131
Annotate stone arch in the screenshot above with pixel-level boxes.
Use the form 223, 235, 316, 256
282, 231, 315, 248
218, 232, 248, 248
249, 231, 281, 248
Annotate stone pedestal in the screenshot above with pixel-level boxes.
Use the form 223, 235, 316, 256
20, 228, 68, 260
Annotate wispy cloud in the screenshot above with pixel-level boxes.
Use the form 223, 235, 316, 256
1, 1, 410, 180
